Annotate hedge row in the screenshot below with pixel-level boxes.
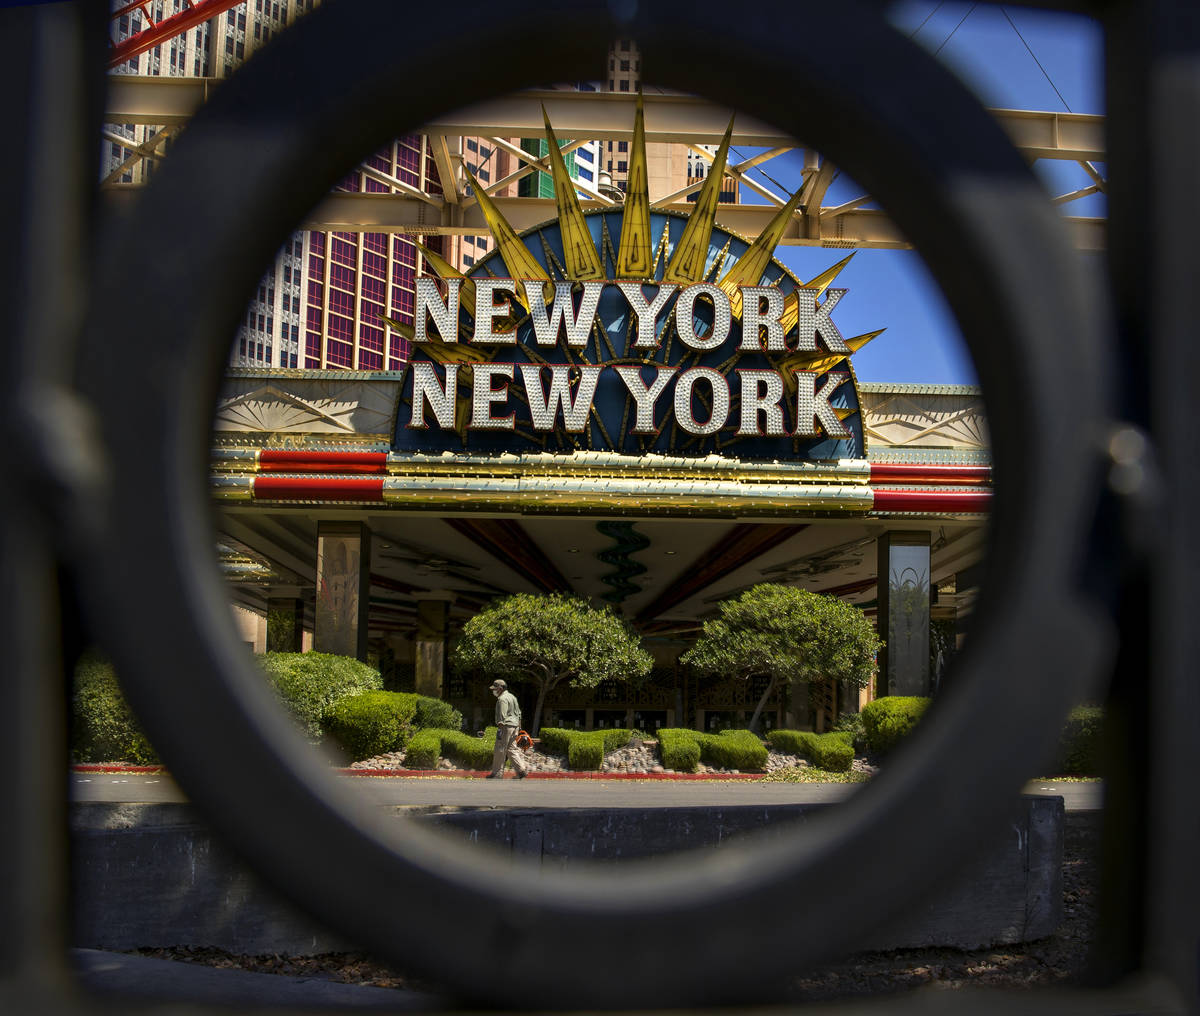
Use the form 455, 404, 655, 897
322, 690, 463, 761
658, 729, 702, 771
538, 728, 636, 770
656, 729, 768, 772
258, 652, 382, 740
860, 696, 931, 755
1055, 705, 1103, 776
71, 654, 158, 765
766, 730, 854, 772
405, 728, 497, 770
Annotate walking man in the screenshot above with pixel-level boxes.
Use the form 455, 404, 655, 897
487, 679, 529, 779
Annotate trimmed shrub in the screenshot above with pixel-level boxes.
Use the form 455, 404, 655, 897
861, 696, 931, 755
697, 730, 768, 771
535, 728, 634, 769
405, 728, 497, 771
413, 696, 463, 733
440, 729, 497, 770
658, 729, 701, 772
767, 729, 819, 758
403, 728, 443, 770
568, 731, 606, 771
831, 710, 866, 751
72, 653, 158, 765
1056, 706, 1103, 776
766, 729, 854, 772
810, 735, 854, 772
537, 727, 574, 755
322, 691, 417, 761
258, 652, 381, 740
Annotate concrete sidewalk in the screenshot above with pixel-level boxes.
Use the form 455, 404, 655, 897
70, 769, 1104, 811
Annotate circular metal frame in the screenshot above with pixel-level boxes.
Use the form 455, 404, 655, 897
78, 0, 1114, 1007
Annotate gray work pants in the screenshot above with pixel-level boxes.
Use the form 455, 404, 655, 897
491, 724, 528, 776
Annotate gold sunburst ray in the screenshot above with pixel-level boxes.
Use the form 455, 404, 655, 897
780, 252, 856, 335
464, 166, 550, 307
616, 90, 653, 279
662, 115, 735, 285
717, 186, 805, 318
415, 242, 477, 321
542, 105, 604, 281
775, 329, 884, 397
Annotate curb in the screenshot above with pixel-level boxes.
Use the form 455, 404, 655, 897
72, 764, 166, 774
337, 768, 764, 780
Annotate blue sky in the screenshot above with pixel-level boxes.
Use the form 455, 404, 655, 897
734, 3, 1105, 385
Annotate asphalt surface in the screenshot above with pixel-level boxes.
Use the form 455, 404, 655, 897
70, 771, 1104, 811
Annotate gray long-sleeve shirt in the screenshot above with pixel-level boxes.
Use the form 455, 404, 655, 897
495, 690, 522, 728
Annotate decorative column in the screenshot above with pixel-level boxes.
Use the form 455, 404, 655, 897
314, 522, 371, 662
875, 532, 932, 697
414, 595, 452, 698
266, 596, 305, 653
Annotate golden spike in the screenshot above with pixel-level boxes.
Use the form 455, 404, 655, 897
415, 242, 476, 320
464, 166, 550, 306
780, 252, 856, 334
776, 329, 884, 386
716, 186, 805, 318
542, 106, 604, 281
663, 116, 734, 285
616, 90, 653, 279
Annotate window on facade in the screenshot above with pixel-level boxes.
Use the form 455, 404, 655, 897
578, 167, 593, 182
620, 60, 629, 71
619, 80, 629, 92
463, 255, 474, 267
620, 39, 629, 50
478, 168, 490, 182
608, 79, 614, 90
607, 160, 612, 171
235, 40, 244, 57
577, 147, 593, 162
618, 141, 628, 152
618, 160, 627, 172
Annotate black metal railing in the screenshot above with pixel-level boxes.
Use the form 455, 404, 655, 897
2, 0, 1196, 1011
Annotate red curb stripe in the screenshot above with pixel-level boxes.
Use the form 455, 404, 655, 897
72, 764, 165, 773
336, 769, 764, 780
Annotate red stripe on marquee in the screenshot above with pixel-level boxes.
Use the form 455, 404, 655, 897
871, 490, 992, 513
253, 476, 385, 501
257, 450, 388, 474
869, 463, 991, 484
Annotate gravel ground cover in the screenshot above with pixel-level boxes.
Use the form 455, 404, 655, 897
344, 739, 879, 778
129, 813, 1100, 1001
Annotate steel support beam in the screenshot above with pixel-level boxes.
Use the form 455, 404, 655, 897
101, 186, 1105, 250
104, 79, 1106, 163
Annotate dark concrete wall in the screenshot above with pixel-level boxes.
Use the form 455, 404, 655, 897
71, 797, 1062, 954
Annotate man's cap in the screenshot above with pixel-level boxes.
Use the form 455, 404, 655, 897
489, 679, 507, 690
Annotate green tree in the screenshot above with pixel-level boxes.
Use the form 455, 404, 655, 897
451, 593, 652, 733
680, 583, 881, 733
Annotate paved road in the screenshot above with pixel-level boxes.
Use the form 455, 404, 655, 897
70, 772, 1103, 811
